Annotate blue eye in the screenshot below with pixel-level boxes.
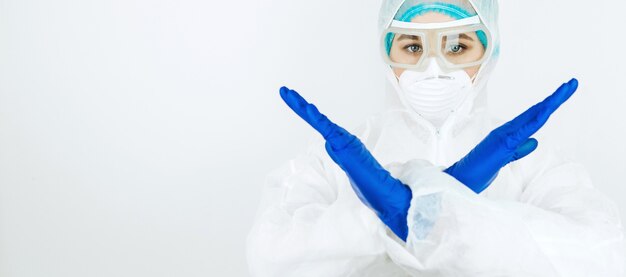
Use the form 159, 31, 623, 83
405, 44, 423, 53
446, 44, 466, 54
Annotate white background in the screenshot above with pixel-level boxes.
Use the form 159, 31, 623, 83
1, 0, 625, 276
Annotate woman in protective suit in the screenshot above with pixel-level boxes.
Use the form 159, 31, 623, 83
247, 0, 626, 276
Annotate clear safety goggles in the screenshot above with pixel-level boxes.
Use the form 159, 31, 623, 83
381, 16, 492, 71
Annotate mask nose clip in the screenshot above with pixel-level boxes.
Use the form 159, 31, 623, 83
423, 58, 455, 80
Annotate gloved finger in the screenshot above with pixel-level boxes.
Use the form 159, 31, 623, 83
316, 123, 397, 191
279, 87, 343, 140
512, 79, 578, 142
544, 78, 579, 111
280, 86, 361, 152
503, 78, 578, 144
305, 104, 358, 151
280, 86, 323, 130
506, 79, 575, 131
510, 138, 538, 163
528, 78, 578, 127
280, 86, 402, 191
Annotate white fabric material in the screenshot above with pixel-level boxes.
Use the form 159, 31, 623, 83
390, 16, 480, 29
247, 0, 626, 276
397, 58, 473, 128
247, 109, 626, 276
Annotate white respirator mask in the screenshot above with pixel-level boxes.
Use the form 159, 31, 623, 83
396, 58, 473, 127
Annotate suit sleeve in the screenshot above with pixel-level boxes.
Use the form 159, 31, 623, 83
387, 149, 625, 276
246, 140, 408, 277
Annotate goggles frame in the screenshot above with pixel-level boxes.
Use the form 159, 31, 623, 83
381, 16, 493, 71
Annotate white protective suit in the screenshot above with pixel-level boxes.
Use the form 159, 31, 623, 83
247, 0, 626, 276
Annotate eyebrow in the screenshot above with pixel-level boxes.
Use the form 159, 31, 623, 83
397, 34, 421, 41
451, 33, 475, 41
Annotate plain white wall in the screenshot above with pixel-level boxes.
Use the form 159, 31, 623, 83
0, 0, 624, 276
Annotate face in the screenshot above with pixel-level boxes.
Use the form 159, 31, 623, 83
389, 12, 485, 79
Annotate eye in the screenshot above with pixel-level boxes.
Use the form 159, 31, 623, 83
404, 44, 423, 53
446, 43, 466, 54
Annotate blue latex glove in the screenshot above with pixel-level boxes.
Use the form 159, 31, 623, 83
445, 78, 579, 193
280, 86, 413, 241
